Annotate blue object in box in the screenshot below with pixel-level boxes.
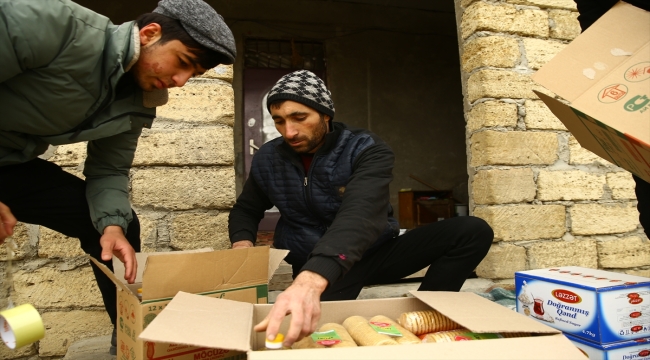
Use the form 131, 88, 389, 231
564, 333, 650, 360
515, 267, 650, 344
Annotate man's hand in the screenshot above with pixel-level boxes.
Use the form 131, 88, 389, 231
231, 240, 254, 249
100, 225, 137, 284
254, 271, 328, 347
0, 201, 16, 244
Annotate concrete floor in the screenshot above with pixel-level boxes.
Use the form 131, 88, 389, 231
63, 278, 511, 359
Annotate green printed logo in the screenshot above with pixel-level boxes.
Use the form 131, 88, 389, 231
369, 322, 403, 337
311, 330, 342, 346
624, 95, 650, 112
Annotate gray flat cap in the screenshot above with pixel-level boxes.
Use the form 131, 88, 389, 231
153, 0, 236, 64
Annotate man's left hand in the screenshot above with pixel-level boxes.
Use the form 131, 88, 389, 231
254, 270, 328, 347
100, 225, 137, 284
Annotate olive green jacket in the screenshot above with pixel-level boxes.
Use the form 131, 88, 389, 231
0, 0, 168, 234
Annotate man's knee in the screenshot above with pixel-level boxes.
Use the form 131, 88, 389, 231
458, 216, 494, 248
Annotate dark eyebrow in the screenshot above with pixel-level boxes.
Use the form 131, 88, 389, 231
288, 111, 309, 117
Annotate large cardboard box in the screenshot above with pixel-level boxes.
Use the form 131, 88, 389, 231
564, 333, 650, 360
139, 290, 587, 359
515, 267, 650, 344
532, 2, 650, 182
91, 246, 288, 360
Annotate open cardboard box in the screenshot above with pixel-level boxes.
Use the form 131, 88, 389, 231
91, 246, 288, 360
532, 1, 650, 182
139, 291, 587, 359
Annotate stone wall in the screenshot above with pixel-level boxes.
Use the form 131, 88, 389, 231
455, 0, 649, 280
0, 65, 235, 359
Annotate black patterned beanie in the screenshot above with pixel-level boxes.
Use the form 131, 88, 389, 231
267, 70, 335, 120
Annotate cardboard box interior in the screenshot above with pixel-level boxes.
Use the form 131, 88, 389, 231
140, 291, 588, 360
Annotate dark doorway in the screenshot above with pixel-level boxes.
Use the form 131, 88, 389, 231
242, 39, 326, 230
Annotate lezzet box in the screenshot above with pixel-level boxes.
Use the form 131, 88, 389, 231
564, 333, 650, 360
515, 267, 650, 344
91, 246, 287, 360
532, 2, 650, 183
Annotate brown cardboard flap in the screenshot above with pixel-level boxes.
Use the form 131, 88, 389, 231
139, 291, 253, 352
268, 249, 289, 281
142, 247, 270, 301
248, 334, 585, 360
534, 91, 616, 164
411, 291, 559, 334
532, 2, 650, 102
90, 257, 134, 295
112, 248, 214, 285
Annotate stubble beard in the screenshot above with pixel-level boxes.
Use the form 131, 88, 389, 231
288, 116, 328, 154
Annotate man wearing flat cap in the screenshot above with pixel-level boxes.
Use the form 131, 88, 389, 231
0, 0, 235, 353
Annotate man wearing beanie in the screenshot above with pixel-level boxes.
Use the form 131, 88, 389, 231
229, 70, 494, 347
0, 0, 235, 354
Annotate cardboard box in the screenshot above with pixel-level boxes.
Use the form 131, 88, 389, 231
139, 290, 587, 359
564, 333, 650, 360
515, 267, 650, 344
532, 2, 650, 183
91, 246, 288, 360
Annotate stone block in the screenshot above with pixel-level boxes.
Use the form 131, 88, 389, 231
524, 99, 567, 130
467, 69, 554, 103
598, 236, 650, 268
549, 9, 580, 40
170, 212, 230, 251
156, 82, 234, 126
39, 310, 112, 357
570, 203, 639, 235
461, 2, 549, 39
537, 170, 606, 201
139, 214, 157, 251
473, 168, 536, 205
470, 131, 558, 166
569, 136, 614, 166
527, 239, 598, 269
61, 166, 85, 180
626, 269, 650, 277
49, 142, 87, 167
0, 343, 36, 359
460, 0, 478, 8
131, 168, 236, 210
476, 243, 527, 279
13, 265, 104, 308
199, 64, 233, 83
38, 226, 85, 259
461, 36, 520, 73
473, 205, 565, 241
505, 0, 577, 10
133, 127, 234, 166
466, 101, 518, 132
0, 222, 31, 261
607, 172, 637, 200
523, 38, 566, 70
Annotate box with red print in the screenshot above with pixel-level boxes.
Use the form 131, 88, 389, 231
515, 267, 650, 344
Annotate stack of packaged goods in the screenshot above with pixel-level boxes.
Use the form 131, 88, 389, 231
515, 267, 650, 359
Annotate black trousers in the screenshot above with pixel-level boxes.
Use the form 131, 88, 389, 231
289, 216, 493, 301
0, 159, 140, 325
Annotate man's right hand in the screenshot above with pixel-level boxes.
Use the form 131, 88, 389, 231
0, 201, 17, 244
231, 240, 254, 249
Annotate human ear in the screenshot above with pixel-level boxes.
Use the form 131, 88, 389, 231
139, 23, 162, 46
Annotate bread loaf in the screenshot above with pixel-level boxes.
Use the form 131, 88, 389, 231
291, 323, 358, 349
343, 316, 398, 346
369, 315, 420, 344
